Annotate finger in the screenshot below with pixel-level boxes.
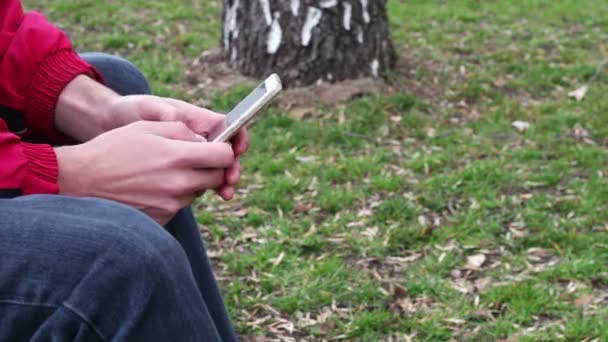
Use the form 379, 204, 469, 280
137, 96, 181, 122
189, 169, 226, 191
216, 186, 235, 201
161, 98, 226, 135
136, 121, 203, 142
171, 141, 235, 169
225, 158, 241, 186
231, 128, 250, 156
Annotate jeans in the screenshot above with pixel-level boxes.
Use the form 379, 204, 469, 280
0, 53, 237, 341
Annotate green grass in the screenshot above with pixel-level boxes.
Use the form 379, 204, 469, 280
28, 0, 608, 339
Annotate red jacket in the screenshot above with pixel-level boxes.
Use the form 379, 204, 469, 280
1, 0, 101, 197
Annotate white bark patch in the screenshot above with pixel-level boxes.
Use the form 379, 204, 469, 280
357, 29, 364, 44
290, 0, 300, 16
301, 6, 322, 47
360, 0, 371, 24
259, 0, 272, 26
342, 2, 352, 31
267, 12, 282, 54
230, 47, 238, 64
223, 0, 240, 49
320, 0, 337, 8
371, 59, 379, 78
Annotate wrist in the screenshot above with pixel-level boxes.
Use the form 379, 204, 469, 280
55, 75, 120, 141
55, 145, 88, 197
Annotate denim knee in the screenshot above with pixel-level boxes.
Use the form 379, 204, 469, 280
80, 52, 151, 95
33, 196, 192, 290
80, 198, 189, 278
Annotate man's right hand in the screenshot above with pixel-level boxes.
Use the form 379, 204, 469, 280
55, 121, 236, 225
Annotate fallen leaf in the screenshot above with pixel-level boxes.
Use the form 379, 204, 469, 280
296, 156, 317, 163
466, 254, 487, 269
270, 251, 285, 266
571, 123, 596, 145
474, 277, 493, 291
526, 248, 554, 263
233, 208, 249, 217
443, 317, 466, 325
390, 115, 402, 123
575, 294, 593, 307
568, 85, 588, 102
318, 321, 336, 335
293, 202, 311, 213
393, 284, 409, 299
512, 120, 531, 132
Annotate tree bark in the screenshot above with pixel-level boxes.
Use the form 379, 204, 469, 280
221, 0, 396, 88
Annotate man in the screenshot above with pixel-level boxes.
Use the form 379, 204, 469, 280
1, 0, 245, 340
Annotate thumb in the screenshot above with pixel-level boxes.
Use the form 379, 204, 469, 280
137, 121, 206, 142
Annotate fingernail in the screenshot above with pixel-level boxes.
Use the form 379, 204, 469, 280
195, 134, 207, 142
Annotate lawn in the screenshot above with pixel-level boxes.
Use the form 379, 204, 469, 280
26, 0, 608, 340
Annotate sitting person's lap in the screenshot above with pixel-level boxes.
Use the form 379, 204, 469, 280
0, 195, 221, 341
0, 54, 237, 341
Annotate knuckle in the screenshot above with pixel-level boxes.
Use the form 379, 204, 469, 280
211, 169, 226, 185
175, 122, 195, 139
167, 150, 191, 167
172, 175, 194, 194
217, 144, 235, 163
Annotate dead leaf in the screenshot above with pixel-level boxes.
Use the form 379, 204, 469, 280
233, 208, 249, 217
390, 115, 402, 123
296, 156, 317, 163
526, 248, 554, 264
568, 85, 588, 102
466, 254, 487, 269
570, 123, 596, 145
443, 317, 466, 325
512, 120, 531, 132
575, 294, 593, 307
318, 321, 336, 335
474, 277, 493, 291
293, 203, 311, 213
270, 251, 285, 266
393, 284, 409, 299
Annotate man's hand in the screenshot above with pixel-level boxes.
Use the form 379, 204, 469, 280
55, 121, 236, 224
99, 95, 249, 199
55, 75, 249, 200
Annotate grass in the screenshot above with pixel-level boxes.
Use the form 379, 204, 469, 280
27, 0, 608, 340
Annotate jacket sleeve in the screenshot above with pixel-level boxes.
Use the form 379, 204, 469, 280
0, 0, 102, 141
0, 121, 58, 196
0, 0, 101, 196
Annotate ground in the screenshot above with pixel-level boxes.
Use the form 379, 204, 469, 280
27, 0, 608, 340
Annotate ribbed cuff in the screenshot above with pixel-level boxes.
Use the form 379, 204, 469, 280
21, 142, 59, 195
24, 49, 103, 143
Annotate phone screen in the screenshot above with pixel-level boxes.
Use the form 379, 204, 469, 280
225, 82, 268, 127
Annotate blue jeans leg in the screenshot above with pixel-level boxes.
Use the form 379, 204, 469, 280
0, 195, 221, 341
80, 52, 152, 96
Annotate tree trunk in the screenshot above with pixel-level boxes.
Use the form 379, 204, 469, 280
221, 0, 396, 88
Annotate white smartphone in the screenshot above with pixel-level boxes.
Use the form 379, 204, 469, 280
208, 74, 283, 142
